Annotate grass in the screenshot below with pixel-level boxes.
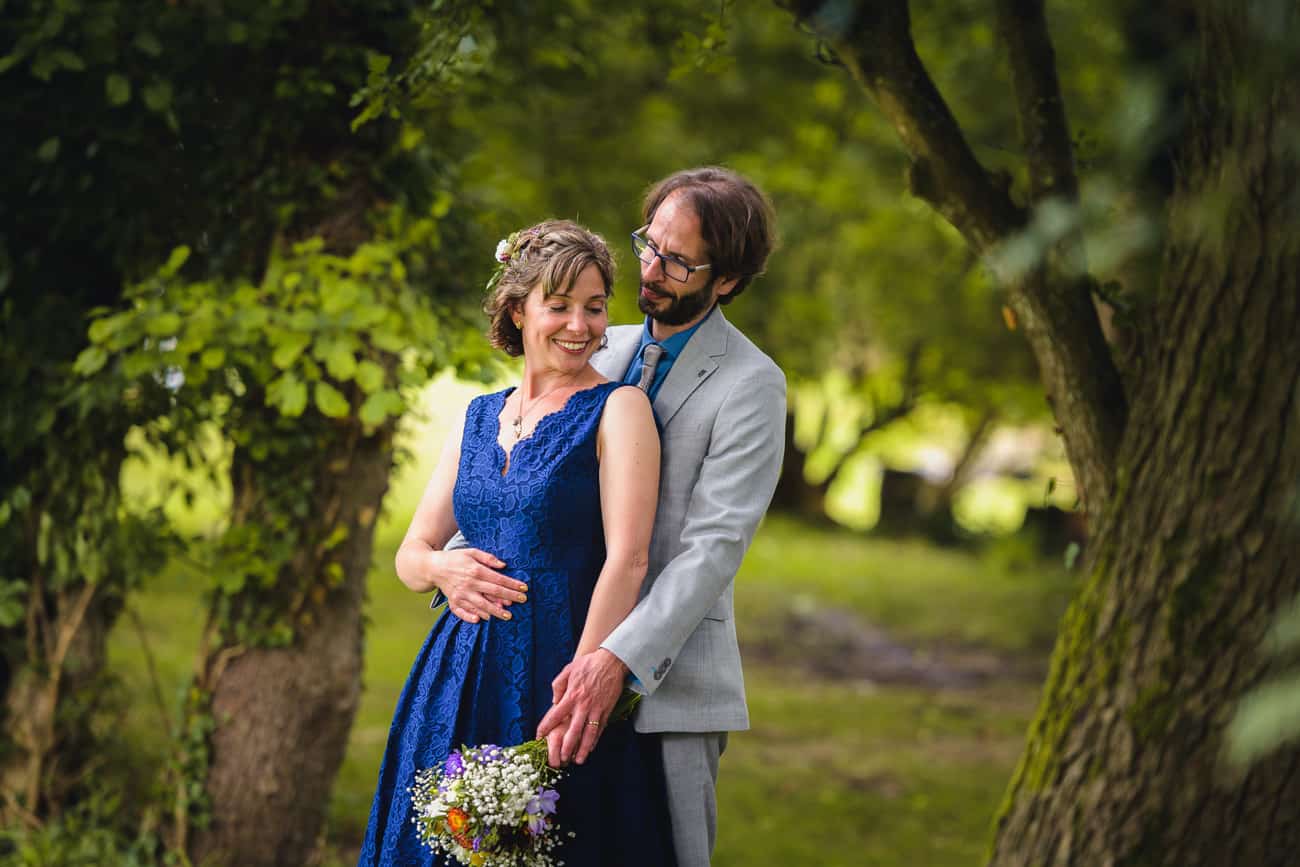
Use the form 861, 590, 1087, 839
738, 514, 1077, 654
717, 672, 1034, 866
106, 512, 1072, 867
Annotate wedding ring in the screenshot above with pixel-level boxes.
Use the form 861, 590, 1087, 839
586, 720, 601, 728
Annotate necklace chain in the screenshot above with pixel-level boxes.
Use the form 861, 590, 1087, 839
511, 381, 572, 440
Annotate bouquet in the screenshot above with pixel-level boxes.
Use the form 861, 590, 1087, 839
410, 691, 642, 867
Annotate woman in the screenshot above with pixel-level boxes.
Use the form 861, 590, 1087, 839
357, 220, 676, 866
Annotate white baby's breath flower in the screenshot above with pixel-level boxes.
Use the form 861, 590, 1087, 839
495, 238, 512, 262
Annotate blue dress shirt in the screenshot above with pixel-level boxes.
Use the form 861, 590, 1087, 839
620, 307, 715, 401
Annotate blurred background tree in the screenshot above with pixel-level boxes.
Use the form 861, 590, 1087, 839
783, 0, 1300, 863
1, 1, 494, 863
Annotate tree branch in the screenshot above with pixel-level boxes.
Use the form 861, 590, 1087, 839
995, 0, 1078, 202
785, 0, 1128, 517
785, 0, 1025, 251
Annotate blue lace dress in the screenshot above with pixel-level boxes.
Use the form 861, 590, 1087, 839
357, 382, 676, 867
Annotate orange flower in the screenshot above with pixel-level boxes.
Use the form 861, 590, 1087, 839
447, 807, 470, 834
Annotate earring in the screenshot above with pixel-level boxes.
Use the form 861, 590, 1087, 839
599, 333, 609, 350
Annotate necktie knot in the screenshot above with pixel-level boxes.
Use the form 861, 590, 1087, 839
636, 343, 665, 393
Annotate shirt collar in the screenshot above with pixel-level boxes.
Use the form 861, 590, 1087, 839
635, 305, 715, 360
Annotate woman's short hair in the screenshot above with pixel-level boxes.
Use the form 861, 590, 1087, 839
641, 166, 776, 302
484, 219, 615, 357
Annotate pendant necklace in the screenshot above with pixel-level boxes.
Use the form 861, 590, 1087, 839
511, 381, 571, 441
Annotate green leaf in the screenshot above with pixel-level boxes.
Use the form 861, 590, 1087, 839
134, 32, 163, 57
314, 381, 350, 418
73, 346, 108, 376
106, 73, 131, 106
290, 309, 317, 331
1267, 596, 1300, 654
322, 525, 349, 551
351, 99, 385, 132
266, 373, 308, 417
325, 343, 357, 381
320, 279, 360, 315
228, 22, 249, 44
353, 304, 388, 328
143, 80, 173, 112
355, 359, 386, 394
37, 137, 60, 162
160, 246, 190, 277
200, 347, 226, 370
271, 333, 311, 369
0, 580, 27, 628
146, 312, 183, 337
50, 49, 85, 71
1226, 670, 1300, 768
367, 52, 391, 74
88, 314, 126, 344
370, 327, 407, 353
359, 389, 404, 426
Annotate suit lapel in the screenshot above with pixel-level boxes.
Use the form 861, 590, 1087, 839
591, 325, 641, 382
653, 308, 729, 428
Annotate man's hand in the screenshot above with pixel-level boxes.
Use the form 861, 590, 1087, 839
537, 649, 629, 766
431, 548, 527, 624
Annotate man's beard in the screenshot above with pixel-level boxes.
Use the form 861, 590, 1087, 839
638, 279, 715, 326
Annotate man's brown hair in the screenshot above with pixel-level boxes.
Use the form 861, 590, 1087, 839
642, 166, 776, 302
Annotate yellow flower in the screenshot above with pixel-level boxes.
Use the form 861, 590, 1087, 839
470, 853, 487, 866
447, 807, 470, 834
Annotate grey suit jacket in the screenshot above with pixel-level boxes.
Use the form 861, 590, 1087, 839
594, 308, 786, 734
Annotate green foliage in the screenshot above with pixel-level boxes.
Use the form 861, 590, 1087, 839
1226, 595, 1300, 768
0, 780, 161, 867
350, 0, 492, 131
78, 206, 484, 648
0, 0, 492, 833
85, 226, 459, 431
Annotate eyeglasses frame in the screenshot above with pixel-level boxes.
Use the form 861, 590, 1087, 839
630, 228, 713, 284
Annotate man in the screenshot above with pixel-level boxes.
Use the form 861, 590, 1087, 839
426, 166, 784, 865
535, 166, 787, 866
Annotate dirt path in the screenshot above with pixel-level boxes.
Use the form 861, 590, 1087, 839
746, 605, 1047, 689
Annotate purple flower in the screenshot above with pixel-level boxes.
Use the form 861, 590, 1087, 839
526, 814, 548, 835
478, 745, 505, 763
443, 751, 465, 778
527, 787, 559, 817
472, 835, 482, 852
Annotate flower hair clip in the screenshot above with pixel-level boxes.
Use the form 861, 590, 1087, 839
485, 227, 542, 294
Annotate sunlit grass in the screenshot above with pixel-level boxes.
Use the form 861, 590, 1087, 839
739, 514, 1076, 653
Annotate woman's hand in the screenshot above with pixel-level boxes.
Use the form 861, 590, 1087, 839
431, 548, 528, 624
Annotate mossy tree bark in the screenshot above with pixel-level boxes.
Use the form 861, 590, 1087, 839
787, 0, 1300, 862
188, 423, 394, 867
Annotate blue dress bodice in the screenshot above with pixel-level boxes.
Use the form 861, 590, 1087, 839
357, 382, 675, 867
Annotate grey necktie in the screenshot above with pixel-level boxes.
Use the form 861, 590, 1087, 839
636, 343, 665, 393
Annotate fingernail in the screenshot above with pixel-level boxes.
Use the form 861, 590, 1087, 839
503, 612, 512, 620
518, 594, 527, 603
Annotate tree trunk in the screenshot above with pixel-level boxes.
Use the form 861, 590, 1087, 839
189, 427, 393, 867
770, 412, 832, 518
1, 582, 115, 824
990, 31, 1300, 863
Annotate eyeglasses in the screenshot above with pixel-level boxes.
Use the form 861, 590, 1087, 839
631, 230, 712, 283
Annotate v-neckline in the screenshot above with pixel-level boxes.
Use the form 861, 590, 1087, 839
494, 382, 610, 476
